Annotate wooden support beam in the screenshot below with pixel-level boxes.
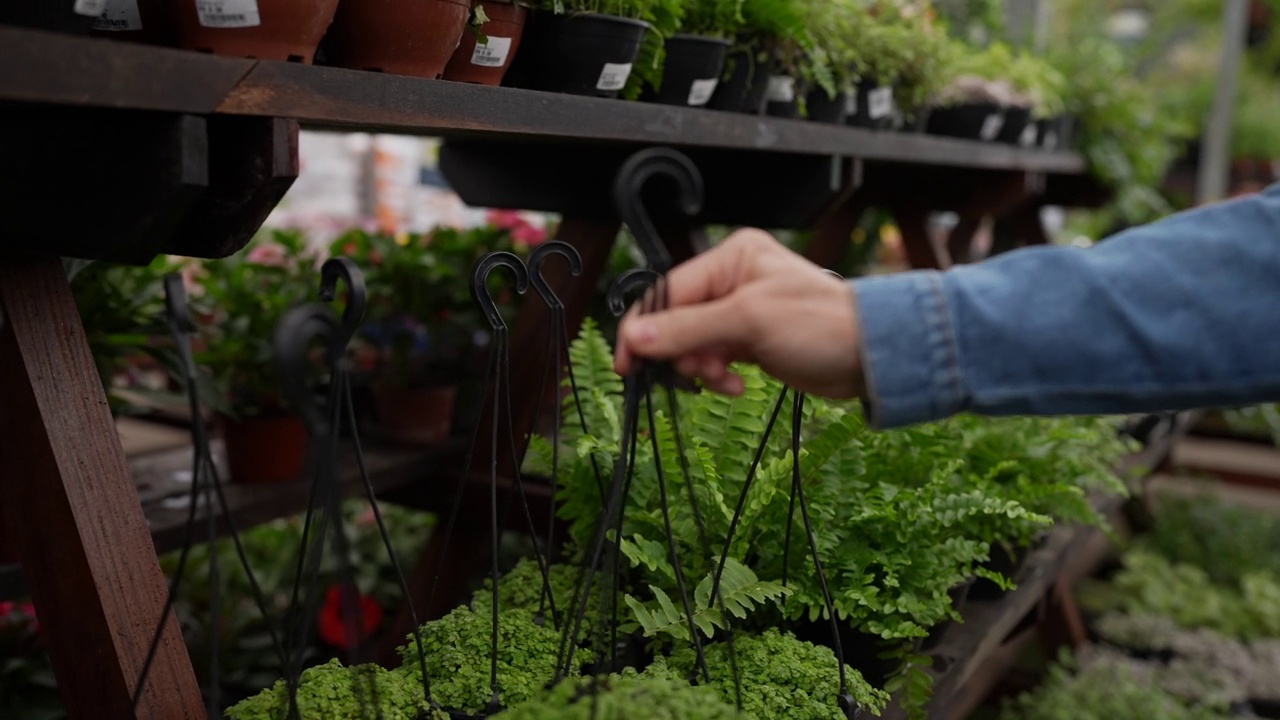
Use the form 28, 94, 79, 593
0, 255, 203, 719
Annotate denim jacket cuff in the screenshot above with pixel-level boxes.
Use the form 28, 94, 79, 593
850, 272, 966, 428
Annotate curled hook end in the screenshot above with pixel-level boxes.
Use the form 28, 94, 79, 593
471, 251, 530, 332
528, 241, 583, 311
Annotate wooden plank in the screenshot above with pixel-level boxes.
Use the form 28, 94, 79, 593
0, 255, 203, 720
1172, 436, 1280, 488
0, 26, 1088, 174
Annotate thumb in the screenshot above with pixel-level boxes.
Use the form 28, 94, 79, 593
619, 298, 748, 363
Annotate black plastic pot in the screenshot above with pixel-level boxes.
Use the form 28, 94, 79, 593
996, 106, 1035, 146
1250, 699, 1280, 719
1038, 114, 1078, 151
806, 88, 855, 124
764, 75, 800, 118
0, 0, 95, 33
926, 103, 1006, 141
502, 10, 649, 98
706, 48, 773, 114
643, 34, 730, 107
846, 81, 896, 130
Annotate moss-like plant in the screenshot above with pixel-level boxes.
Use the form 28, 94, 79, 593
1093, 612, 1179, 654
493, 667, 741, 719
667, 629, 889, 719
397, 606, 569, 715
226, 659, 437, 720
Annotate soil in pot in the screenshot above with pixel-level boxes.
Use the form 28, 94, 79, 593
806, 88, 855, 124
0, 0, 96, 34
846, 82, 896, 130
706, 48, 773, 114
996, 106, 1035, 147
373, 383, 457, 446
89, 0, 173, 45
221, 414, 308, 484
443, 1, 528, 85
642, 34, 730, 107
172, 0, 339, 63
763, 75, 800, 118
927, 103, 1006, 142
327, 0, 471, 78
502, 10, 649, 98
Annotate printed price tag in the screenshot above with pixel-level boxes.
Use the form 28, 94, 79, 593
196, 0, 260, 28
92, 0, 142, 31
868, 86, 894, 120
596, 62, 633, 92
687, 78, 718, 106
979, 113, 1005, 141
470, 36, 512, 67
844, 92, 857, 116
765, 75, 795, 103
1019, 123, 1038, 148
74, 0, 108, 16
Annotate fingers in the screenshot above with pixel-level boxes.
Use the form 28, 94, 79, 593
619, 298, 747, 364
660, 228, 776, 307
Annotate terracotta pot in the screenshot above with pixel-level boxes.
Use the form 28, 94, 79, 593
221, 414, 308, 484
89, 0, 174, 45
172, 0, 339, 63
373, 383, 457, 445
443, 1, 528, 85
326, 0, 472, 79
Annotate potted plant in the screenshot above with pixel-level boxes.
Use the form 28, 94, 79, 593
326, 0, 472, 79
226, 658, 439, 719
705, 0, 826, 115
493, 667, 743, 719
926, 40, 1024, 142
502, 0, 654, 98
443, 1, 532, 86
398, 606, 571, 716
801, 0, 862, 123
638, 0, 742, 107
172, 0, 339, 63
194, 230, 320, 484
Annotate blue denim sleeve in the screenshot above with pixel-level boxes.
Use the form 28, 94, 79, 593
851, 182, 1280, 429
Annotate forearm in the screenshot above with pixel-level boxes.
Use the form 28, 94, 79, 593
852, 183, 1280, 429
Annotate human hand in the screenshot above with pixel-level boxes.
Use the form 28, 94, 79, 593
614, 229, 865, 399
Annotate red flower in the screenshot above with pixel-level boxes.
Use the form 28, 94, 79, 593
485, 208, 524, 230
317, 584, 382, 650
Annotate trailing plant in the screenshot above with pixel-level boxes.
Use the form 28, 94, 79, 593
397, 606, 570, 715
735, 0, 834, 99
681, 0, 744, 37
226, 658, 437, 720
493, 665, 742, 719
667, 628, 889, 719
470, 558, 595, 619
620, 0, 684, 101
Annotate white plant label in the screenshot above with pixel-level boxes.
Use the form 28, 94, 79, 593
1019, 123, 1038, 148
596, 63, 633, 92
686, 78, 718, 106
74, 0, 109, 16
196, 0, 261, 29
868, 87, 894, 120
92, 0, 142, 31
470, 36, 512, 67
844, 92, 857, 116
979, 113, 1005, 141
1043, 130, 1060, 151
765, 75, 795, 103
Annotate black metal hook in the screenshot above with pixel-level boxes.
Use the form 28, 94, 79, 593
273, 303, 341, 437
163, 274, 198, 337
528, 241, 582, 313
607, 269, 660, 317
613, 148, 704, 274
319, 257, 367, 356
470, 251, 529, 332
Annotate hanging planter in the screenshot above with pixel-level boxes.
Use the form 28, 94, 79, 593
88, 0, 172, 45
220, 413, 307, 484
442, 1, 529, 85
926, 103, 1006, 142
327, 0, 471, 79
846, 82, 897, 130
642, 34, 730, 107
706, 48, 773, 114
503, 10, 649, 98
371, 382, 457, 446
172, 0, 339, 62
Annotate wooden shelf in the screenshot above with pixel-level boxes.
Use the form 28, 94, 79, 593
0, 26, 1085, 174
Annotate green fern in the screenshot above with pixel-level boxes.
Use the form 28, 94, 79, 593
622, 558, 790, 641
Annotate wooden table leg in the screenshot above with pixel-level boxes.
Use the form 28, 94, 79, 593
0, 256, 203, 719
891, 206, 949, 270
805, 186, 870, 271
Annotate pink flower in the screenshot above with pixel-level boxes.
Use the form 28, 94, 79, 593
485, 209, 525, 230
512, 223, 547, 247
246, 243, 287, 267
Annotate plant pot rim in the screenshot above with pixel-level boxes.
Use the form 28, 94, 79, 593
669, 32, 733, 46
932, 101, 1005, 112
544, 10, 651, 30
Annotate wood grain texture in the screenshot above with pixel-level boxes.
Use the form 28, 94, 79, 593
0, 256, 203, 719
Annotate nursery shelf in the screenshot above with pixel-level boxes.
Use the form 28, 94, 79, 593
0, 26, 1086, 174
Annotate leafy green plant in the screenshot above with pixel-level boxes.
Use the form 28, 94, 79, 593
1232, 65, 1280, 161
621, 557, 789, 642
849, 1, 949, 115
736, 0, 834, 99
494, 665, 741, 719
1140, 493, 1280, 587
667, 628, 889, 719
1093, 612, 1180, 655
226, 658, 436, 720
193, 230, 322, 417
681, 0, 744, 37
398, 606, 569, 715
